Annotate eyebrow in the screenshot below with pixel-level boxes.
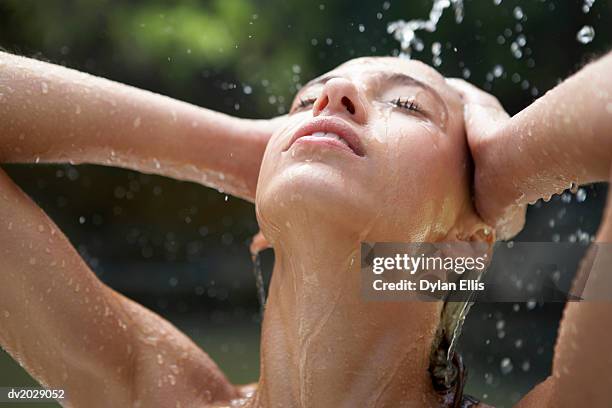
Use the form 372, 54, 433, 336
383, 72, 443, 101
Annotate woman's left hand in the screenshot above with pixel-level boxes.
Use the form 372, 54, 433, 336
447, 78, 527, 239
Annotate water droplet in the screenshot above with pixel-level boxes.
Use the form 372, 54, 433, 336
2, 310, 9, 318
431, 42, 442, 66
500, 357, 513, 374
582, 0, 596, 13
576, 25, 595, 44
561, 192, 572, 203
133, 116, 142, 128
513, 6, 524, 20
576, 188, 587, 202
568, 182, 579, 194
157, 354, 164, 365
41, 82, 49, 94
493, 64, 504, 78
358, 24, 365, 33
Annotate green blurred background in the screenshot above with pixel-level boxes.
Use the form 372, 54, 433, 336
0, 0, 610, 407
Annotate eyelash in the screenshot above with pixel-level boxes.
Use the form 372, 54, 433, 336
391, 97, 421, 113
293, 96, 422, 114
297, 97, 317, 110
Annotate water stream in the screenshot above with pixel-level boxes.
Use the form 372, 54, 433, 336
387, 0, 464, 58
251, 252, 266, 318
250, 232, 269, 317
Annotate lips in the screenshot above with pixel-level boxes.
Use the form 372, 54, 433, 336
284, 117, 365, 156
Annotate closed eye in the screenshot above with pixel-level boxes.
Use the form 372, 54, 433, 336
292, 97, 317, 113
390, 97, 422, 113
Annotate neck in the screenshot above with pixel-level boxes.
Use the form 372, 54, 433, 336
254, 225, 442, 407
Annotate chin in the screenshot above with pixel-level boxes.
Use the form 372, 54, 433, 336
256, 161, 376, 240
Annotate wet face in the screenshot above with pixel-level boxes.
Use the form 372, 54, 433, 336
256, 57, 474, 244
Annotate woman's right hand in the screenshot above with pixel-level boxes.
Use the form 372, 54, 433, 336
0, 51, 288, 203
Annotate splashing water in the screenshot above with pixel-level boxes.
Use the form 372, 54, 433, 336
576, 25, 595, 44
583, 0, 596, 13
387, 0, 464, 57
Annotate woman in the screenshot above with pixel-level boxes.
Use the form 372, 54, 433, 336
0, 51, 611, 407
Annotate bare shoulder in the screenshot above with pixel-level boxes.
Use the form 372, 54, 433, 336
513, 376, 555, 408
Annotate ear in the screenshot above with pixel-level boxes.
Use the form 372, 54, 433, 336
464, 216, 496, 246
444, 209, 495, 244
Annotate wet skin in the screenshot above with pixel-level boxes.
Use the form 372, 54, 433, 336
253, 57, 492, 408
0, 52, 612, 407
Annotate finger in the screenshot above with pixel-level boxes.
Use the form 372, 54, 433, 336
446, 78, 505, 110
446, 79, 510, 146
492, 203, 527, 241
464, 103, 510, 145
473, 163, 527, 240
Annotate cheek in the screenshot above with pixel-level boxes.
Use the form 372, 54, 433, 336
365, 120, 466, 236
371, 119, 448, 195
256, 118, 303, 185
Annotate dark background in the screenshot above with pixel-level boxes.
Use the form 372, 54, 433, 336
0, 0, 610, 407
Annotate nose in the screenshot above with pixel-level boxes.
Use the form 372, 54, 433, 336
312, 78, 367, 124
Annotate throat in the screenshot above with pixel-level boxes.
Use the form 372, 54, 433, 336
254, 235, 442, 407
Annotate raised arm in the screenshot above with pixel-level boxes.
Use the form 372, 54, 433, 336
0, 51, 278, 201
450, 53, 612, 407
450, 51, 612, 238
0, 167, 239, 407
